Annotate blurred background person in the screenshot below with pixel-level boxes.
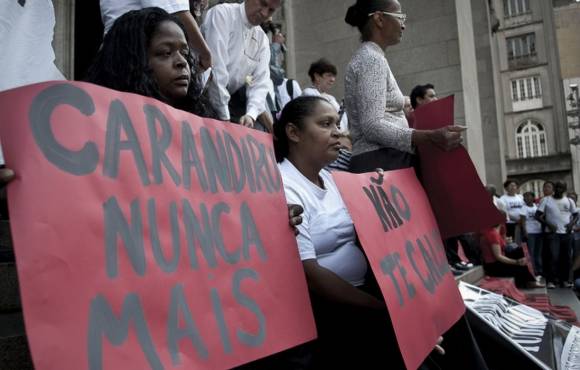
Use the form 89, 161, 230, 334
302, 58, 348, 132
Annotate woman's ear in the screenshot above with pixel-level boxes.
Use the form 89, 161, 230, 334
286, 122, 301, 144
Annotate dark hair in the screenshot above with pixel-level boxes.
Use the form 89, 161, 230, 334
543, 181, 554, 187
523, 191, 535, 198
345, 0, 395, 40
274, 96, 330, 162
86, 7, 213, 116
503, 179, 519, 189
410, 83, 434, 109
555, 181, 567, 190
308, 58, 338, 82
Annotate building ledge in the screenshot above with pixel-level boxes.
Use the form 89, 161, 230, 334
506, 154, 572, 176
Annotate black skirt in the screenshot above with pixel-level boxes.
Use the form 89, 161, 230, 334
349, 147, 417, 173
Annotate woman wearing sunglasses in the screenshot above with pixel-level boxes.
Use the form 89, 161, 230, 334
344, 0, 465, 173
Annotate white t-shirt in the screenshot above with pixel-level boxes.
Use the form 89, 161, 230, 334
0, 0, 65, 165
499, 194, 524, 224
100, 0, 190, 34
520, 204, 542, 234
279, 159, 367, 286
538, 196, 578, 234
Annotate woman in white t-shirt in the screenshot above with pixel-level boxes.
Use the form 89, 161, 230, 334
272, 95, 464, 369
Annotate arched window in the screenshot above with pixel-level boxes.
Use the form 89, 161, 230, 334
520, 179, 545, 198
515, 120, 547, 158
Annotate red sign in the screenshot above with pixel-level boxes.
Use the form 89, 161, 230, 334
414, 96, 504, 239
332, 169, 465, 370
0, 81, 316, 370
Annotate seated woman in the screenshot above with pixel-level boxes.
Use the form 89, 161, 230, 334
86, 7, 214, 117
479, 224, 543, 288
274, 96, 489, 370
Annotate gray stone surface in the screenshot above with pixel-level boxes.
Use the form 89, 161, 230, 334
455, 266, 485, 286
548, 288, 580, 320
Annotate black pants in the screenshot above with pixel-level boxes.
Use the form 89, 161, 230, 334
483, 262, 534, 287
544, 233, 573, 283
349, 147, 416, 173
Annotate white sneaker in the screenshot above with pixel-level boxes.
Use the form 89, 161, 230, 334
535, 275, 543, 283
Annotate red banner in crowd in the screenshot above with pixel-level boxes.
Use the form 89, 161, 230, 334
414, 96, 505, 239
0, 81, 316, 370
333, 169, 465, 370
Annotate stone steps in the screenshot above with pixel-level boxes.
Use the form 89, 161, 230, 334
454, 265, 485, 285
548, 287, 580, 320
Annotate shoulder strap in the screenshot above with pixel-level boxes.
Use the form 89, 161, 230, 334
286, 79, 294, 98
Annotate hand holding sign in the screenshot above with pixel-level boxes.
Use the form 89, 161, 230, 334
0, 168, 14, 186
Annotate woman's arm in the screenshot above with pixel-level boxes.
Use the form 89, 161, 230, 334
302, 259, 385, 310
491, 244, 524, 266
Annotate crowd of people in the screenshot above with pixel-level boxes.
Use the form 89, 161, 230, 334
4, 0, 579, 369
480, 180, 580, 290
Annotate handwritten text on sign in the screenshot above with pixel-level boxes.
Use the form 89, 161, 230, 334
333, 169, 465, 370
0, 82, 316, 370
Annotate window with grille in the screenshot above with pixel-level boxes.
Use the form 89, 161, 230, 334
504, 0, 530, 17
520, 180, 545, 198
510, 76, 541, 102
515, 120, 548, 158
507, 33, 536, 60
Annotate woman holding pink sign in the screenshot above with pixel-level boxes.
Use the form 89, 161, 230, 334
344, 0, 464, 173
273, 95, 466, 369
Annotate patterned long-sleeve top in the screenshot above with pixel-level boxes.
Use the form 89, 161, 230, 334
344, 41, 413, 156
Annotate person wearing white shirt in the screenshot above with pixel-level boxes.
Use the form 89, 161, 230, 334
99, 0, 212, 70
0, 0, 65, 165
201, 0, 280, 128
537, 182, 579, 288
519, 192, 543, 277
499, 180, 524, 239
302, 58, 349, 132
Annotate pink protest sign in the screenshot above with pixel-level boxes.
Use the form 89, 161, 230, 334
0, 81, 316, 370
333, 168, 465, 370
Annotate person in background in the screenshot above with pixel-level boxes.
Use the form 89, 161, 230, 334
519, 191, 543, 280
344, 0, 464, 174
568, 191, 580, 263
542, 181, 554, 199
98, 0, 212, 70
479, 224, 543, 288
410, 83, 437, 109
189, 0, 208, 21
499, 179, 524, 240
302, 58, 349, 132
536, 181, 579, 289
86, 7, 213, 117
201, 0, 280, 128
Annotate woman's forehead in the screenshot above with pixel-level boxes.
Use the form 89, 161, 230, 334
152, 21, 187, 41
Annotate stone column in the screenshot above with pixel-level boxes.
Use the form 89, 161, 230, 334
455, 0, 487, 183
52, 0, 75, 79
283, 0, 296, 79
